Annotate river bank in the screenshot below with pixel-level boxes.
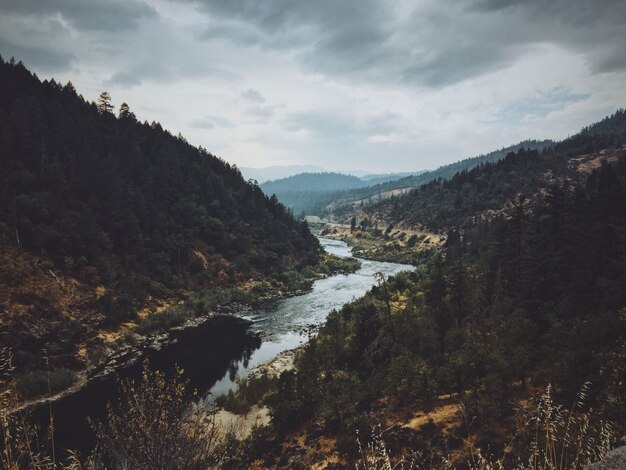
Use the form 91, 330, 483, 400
11, 238, 410, 456
8, 247, 360, 415
318, 223, 443, 265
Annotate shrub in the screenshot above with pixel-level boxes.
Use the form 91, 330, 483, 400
136, 306, 192, 335
92, 361, 222, 469
15, 368, 77, 399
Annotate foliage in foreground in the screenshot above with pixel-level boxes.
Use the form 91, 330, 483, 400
91, 361, 222, 469
1, 344, 621, 469
353, 384, 617, 470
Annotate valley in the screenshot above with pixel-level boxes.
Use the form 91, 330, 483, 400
1, 52, 625, 469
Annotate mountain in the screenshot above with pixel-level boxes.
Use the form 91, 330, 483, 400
358, 110, 626, 231
257, 172, 368, 216
239, 164, 328, 183
259, 171, 431, 216
258, 140, 554, 218
0, 58, 321, 377
261, 172, 368, 193
256, 110, 626, 467
359, 170, 427, 185
323, 139, 555, 217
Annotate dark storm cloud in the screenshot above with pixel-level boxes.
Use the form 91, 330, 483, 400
180, 0, 626, 87
105, 71, 143, 88
0, 0, 157, 32
470, 0, 626, 74
0, 37, 74, 72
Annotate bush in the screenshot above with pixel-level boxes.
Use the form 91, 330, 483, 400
92, 361, 223, 469
15, 368, 77, 399
136, 306, 192, 335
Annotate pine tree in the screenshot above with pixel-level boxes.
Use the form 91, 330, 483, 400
97, 91, 114, 114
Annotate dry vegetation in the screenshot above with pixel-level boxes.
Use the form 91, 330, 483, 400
321, 223, 443, 264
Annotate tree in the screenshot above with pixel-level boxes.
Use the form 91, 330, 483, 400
118, 101, 134, 119
97, 91, 114, 114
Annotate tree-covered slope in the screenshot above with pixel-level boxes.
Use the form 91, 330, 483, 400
255, 113, 626, 467
361, 110, 626, 231
259, 172, 370, 216
0, 58, 320, 375
265, 159, 626, 466
0, 58, 319, 287
324, 139, 554, 217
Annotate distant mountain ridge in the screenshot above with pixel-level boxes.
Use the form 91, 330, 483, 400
240, 164, 328, 183
324, 139, 555, 215
258, 170, 431, 216
261, 172, 368, 193
357, 110, 626, 231
258, 139, 555, 217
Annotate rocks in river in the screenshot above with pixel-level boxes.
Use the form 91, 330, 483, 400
295, 323, 320, 337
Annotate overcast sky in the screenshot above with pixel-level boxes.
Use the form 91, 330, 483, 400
1, 0, 625, 173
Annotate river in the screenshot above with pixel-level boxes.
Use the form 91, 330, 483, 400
207, 237, 411, 400
31, 238, 412, 454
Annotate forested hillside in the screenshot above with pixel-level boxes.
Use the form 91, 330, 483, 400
359, 111, 626, 231
325, 140, 554, 218
0, 58, 320, 378
261, 172, 367, 194
259, 172, 370, 216
252, 113, 626, 467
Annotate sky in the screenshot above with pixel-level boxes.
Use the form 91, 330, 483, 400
1, 0, 625, 173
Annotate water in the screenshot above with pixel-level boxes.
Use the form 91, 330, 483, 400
207, 237, 412, 399
31, 237, 412, 453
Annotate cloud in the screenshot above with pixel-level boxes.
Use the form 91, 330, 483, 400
495, 88, 591, 124
469, 0, 626, 75
191, 115, 235, 129
105, 71, 142, 87
0, 36, 75, 72
0, 0, 624, 173
241, 88, 265, 103
180, 0, 626, 88
281, 109, 404, 144
0, 0, 157, 32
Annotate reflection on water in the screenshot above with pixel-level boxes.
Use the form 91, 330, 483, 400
32, 315, 259, 455
32, 238, 412, 454
205, 237, 412, 401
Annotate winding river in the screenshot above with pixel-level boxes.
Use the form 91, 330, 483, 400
207, 237, 412, 399
33, 238, 412, 453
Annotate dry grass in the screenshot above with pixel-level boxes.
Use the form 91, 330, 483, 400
353, 383, 618, 470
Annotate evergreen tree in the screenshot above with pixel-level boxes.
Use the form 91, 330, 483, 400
97, 91, 114, 114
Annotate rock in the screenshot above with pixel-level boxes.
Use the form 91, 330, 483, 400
586, 440, 626, 470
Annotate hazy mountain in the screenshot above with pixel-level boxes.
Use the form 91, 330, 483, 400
360, 170, 428, 185
357, 110, 626, 230
239, 164, 328, 183
258, 171, 433, 216
321, 139, 555, 215
261, 172, 367, 193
